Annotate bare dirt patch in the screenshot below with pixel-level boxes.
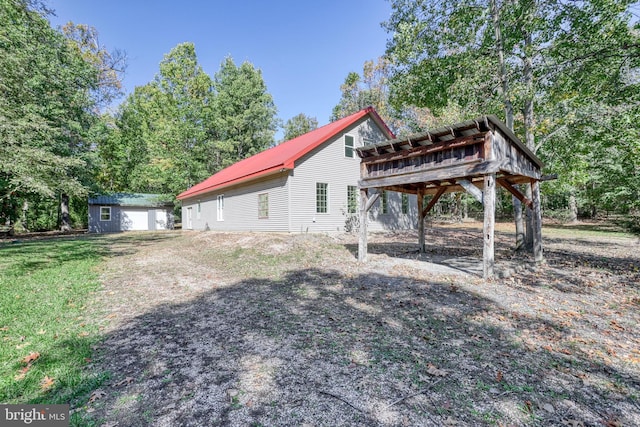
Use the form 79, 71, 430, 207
81, 225, 639, 426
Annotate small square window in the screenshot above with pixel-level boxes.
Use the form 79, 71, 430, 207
344, 135, 355, 158
100, 206, 111, 221
258, 193, 269, 218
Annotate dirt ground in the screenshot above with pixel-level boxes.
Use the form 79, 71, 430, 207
81, 223, 640, 426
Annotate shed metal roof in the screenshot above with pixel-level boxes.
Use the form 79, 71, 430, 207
88, 193, 174, 207
176, 107, 394, 200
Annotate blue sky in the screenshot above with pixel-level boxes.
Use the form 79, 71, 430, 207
46, 1, 392, 132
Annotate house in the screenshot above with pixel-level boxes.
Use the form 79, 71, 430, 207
177, 107, 417, 233
88, 193, 174, 233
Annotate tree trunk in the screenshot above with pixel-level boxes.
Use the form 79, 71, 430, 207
491, 0, 523, 247
568, 192, 578, 223
60, 194, 72, 232
21, 200, 29, 232
523, 29, 535, 252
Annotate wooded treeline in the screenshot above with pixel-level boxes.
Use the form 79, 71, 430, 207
334, 0, 640, 230
1, 0, 638, 232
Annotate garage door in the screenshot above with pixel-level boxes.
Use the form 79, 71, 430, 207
121, 209, 148, 231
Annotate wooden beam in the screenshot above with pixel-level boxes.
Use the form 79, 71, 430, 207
359, 159, 497, 189
458, 179, 483, 204
497, 178, 533, 209
364, 191, 380, 212
358, 189, 369, 262
417, 187, 425, 253
483, 173, 496, 279
423, 187, 446, 217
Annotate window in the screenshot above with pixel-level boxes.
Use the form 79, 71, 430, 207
217, 195, 224, 221
402, 193, 409, 214
197, 201, 201, 219
344, 135, 355, 158
258, 193, 269, 218
381, 191, 388, 214
100, 206, 111, 221
347, 185, 358, 214
316, 183, 328, 213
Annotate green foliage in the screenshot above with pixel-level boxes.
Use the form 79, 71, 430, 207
100, 49, 278, 196
213, 56, 278, 166
0, 237, 106, 405
0, 1, 125, 231
282, 113, 318, 141
383, 0, 640, 218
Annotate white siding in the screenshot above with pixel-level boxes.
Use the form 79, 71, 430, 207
288, 117, 403, 233
181, 116, 419, 233
181, 173, 290, 231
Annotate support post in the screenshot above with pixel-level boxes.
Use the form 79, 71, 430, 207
531, 180, 543, 263
483, 174, 496, 279
417, 187, 425, 253
358, 188, 369, 262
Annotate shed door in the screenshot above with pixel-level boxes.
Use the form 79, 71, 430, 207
155, 209, 168, 230
121, 209, 148, 231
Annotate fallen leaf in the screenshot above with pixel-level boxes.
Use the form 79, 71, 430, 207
88, 389, 107, 403
443, 416, 457, 426
0, 326, 9, 331
37, 329, 46, 335
21, 352, 40, 364
496, 371, 503, 383
40, 375, 55, 391
113, 377, 134, 387
562, 419, 585, 427
427, 363, 447, 377
14, 366, 30, 381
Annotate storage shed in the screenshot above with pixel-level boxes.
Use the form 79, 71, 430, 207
88, 193, 174, 233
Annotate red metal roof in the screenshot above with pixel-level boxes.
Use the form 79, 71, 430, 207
177, 107, 393, 200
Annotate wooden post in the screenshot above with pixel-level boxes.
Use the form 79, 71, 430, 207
483, 174, 496, 279
532, 180, 543, 263
358, 188, 369, 262
417, 187, 425, 253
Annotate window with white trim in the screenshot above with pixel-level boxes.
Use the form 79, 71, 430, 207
197, 201, 201, 219
316, 183, 328, 213
217, 195, 224, 221
258, 193, 269, 218
100, 206, 111, 221
344, 135, 355, 158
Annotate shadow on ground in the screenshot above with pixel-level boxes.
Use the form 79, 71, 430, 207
78, 232, 639, 426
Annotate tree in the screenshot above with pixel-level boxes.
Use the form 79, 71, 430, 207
384, 0, 640, 229
0, 0, 102, 231
282, 113, 318, 141
103, 43, 214, 196
213, 57, 278, 167
62, 22, 127, 108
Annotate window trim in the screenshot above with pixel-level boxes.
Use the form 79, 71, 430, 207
99, 206, 111, 221
197, 200, 201, 220
316, 182, 328, 214
344, 134, 355, 158
258, 193, 269, 219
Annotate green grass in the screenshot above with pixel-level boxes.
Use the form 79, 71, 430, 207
0, 236, 108, 410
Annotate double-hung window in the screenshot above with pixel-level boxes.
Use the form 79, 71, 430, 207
217, 195, 224, 221
100, 206, 111, 221
344, 135, 355, 158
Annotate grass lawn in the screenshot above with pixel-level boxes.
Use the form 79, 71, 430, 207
0, 236, 109, 424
